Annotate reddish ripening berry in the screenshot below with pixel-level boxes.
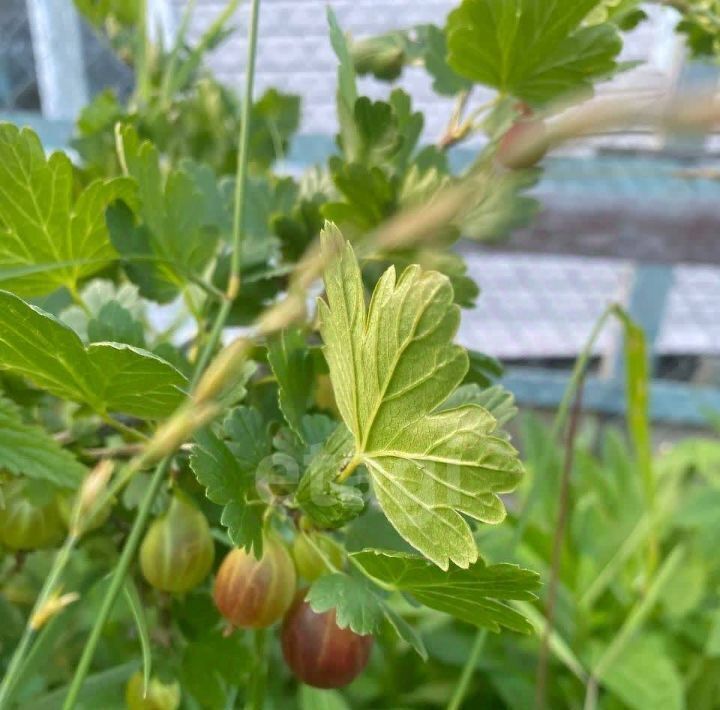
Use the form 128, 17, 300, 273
0, 479, 64, 551
496, 117, 548, 170
281, 594, 373, 689
213, 534, 296, 628
139, 493, 214, 593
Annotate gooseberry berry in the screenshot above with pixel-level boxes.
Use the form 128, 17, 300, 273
0, 479, 64, 550
139, 493, 214, 593
496, 117, 548, 170
292, 532, 344, 582
213, 533, 296, 628
125, 671, 181, 710
281, 593, 373, 689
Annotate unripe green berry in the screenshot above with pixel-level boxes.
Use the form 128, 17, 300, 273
214, 533, 296, 628
0, 479, 64, 551
139, 493, 214, 593
292, 532, 344, 581
125, 671, 180, 710
57, 492, 112, 534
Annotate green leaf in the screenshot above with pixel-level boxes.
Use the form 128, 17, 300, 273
351, 550, 540, 633
352, 97, 403, 168
267, 328, 314, 439
306, 570, 427, 659
307, 573, 384, 635
465, 351, 504, 388
323, 161, 395, 233
249, 88, 301, 170
181, 630, 251, 710
0, 291, 186, 418
224, 406, 273, 472
112, 126, 222, 302
458, 168, 540, 241
318, 229, 523, 569
190, 407, 272, 556
60, 279, 144, 342
0, 395, 86, 488
595, 635, 684, 710
0, 123, 135, 296
586, 0, 647, 30
327, 8, 360, 163
416, 24, 472, 97
299, 686, 351, 710
190, 428, 253, 505
440, 384, 518, 437
221, 497, 266, 557
446, 0, 622, 105
295, 423, 365, 530
388, 90, 424, 173
381, 602, 428, 660
87, 301, 146, 348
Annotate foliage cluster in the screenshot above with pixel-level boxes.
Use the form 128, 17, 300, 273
0, 1, 718, 708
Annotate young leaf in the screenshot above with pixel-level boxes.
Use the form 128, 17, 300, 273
60, 279, 144, 342
190, 407, 272, 556
323, 161, 395, 233
0, 123, 135, 296
181, 630, 251, 709
351, 550, 540, 633
415, 24, 472, 97
306, 570, 428, 659
87, 302, 146, 348
267, 329, 314, 440
0, 291, 186, 419
295, 423, 365, 530
221, 496, 266, 557
0, 395, 86, 489
191, 428, 254, 505
111, 126, 223, 302
327, 8, 360, 162
306, 573, 384, 636
318, 229, 523, 569
446, 0, 622, 105
458, 168, 540, 241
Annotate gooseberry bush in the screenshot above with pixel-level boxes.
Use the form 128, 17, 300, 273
0, 0, 716, 708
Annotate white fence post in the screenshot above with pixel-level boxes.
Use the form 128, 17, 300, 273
26, 0, 88, 120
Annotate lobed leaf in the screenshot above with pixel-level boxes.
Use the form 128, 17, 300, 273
0, 123, 135, 296
318, 228, 523, 569
296, 423, 364, 530
306, 570, 428, 659
0, 395, 86, 489
190, 406, 272, 556
352, 549, 540, 634
307, 573, 384, 636
267, 328, 314, 440
0, 291, 186, 419
446, 0, 622, 105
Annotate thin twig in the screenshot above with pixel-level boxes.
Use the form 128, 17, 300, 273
535, 382, 585, 710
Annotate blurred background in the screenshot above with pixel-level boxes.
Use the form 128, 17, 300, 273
2, 0, 719, 429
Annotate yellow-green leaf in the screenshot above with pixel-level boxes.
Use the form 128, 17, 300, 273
0, 123, 135, 296
0, 291, 186, 419
318, 228, 523, 569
